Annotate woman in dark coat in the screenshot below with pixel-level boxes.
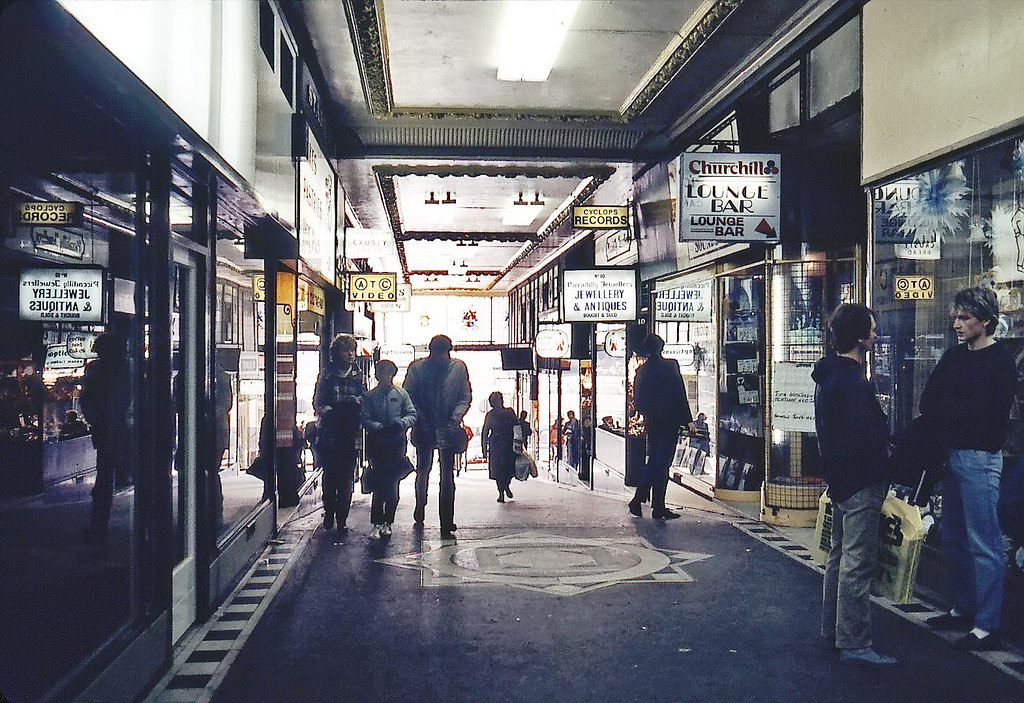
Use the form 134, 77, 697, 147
482, 391, 517, 502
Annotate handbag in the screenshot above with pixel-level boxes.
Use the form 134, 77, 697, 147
245, 455, 270, 481
447, 423, 469, 455
359, 463, 373, 495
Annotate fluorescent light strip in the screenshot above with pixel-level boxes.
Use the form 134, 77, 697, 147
496, 0, 580, 82
501, 204, 544, 226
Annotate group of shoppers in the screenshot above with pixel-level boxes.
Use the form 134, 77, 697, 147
813, 287, 1015, 667
313, 333, 473, 540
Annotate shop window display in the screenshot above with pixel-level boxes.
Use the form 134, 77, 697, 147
0, 172, 140, 701
871, 134, 1024, 538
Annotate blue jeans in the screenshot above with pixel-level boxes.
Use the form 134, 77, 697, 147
942, 449, 1005, 632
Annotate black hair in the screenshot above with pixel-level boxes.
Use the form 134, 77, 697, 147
375, 359, 398, 377
828, 304, 874, 354
428, 334, 453, 355
642, 333, 665, 356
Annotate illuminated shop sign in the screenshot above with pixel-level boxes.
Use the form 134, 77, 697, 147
679, 154, 781, 242
19, 268, 104, 323
348, 273, 397, 302
562, 269, 637, 323
535, 325, 570, 359
18, 201, 83, 226
655, 280, 712, 322
379, 343, 416, 366
298, 126, 336, 281
572, 206, 629, 230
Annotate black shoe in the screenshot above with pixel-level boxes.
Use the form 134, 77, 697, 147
337, 523, 348, 533
505, 487, 513, 499
927, 612, 972, 631
323, 514, 335, 530
954, 632, 1001, 651
497, 495, 505, 503
441, 530, 456, 539
652, 509, 681, 520
628, 500, 643, 517
413, 508, 425, 526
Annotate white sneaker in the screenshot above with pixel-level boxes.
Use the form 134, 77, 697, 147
369, 524, 383, 539
381, 523, 392, 536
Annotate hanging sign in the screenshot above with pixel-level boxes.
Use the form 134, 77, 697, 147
893, 274, 935, 300
32, 227, 86, 260
44, 344, 85, 372
663, 344, 695, 367
252, 273, 267, 301
771, 362, 816, 433
894, 237, 941, 261
572, 206, 629, 230
379, 343, 416, 366
66, 332, 100, 359
19, 268, 104, 322
604, 329, 626, 357
535, 326, 570, 359
18, 201, 83, 226
344, 228, 393, 258
297, 279, 325, 315
348, 272, 397, 302
368, 282, 412, 313
679, 154, 781, 242
655, 280, 712, 322
562, 269, 637, 323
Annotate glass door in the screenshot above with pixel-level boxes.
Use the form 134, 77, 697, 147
171, 248, 199, 642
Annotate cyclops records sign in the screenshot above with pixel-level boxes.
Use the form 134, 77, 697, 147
19, 268, 104, 322
679, 154, 781, 242
562, 269, 637, 322
573, 206, 628, 230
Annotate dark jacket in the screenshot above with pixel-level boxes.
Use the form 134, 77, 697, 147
313, 362, 366, 448
482, 406, 517, 481
812, 354, 889, 502
80, 355, 130, 444
633, 355, 693, 433
403, 356, 472, 449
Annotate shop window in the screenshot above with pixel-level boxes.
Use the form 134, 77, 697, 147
259, 0, 275, 67
768, 67, 801, 133
871, 133, 1024, 524
279, 37, 294, 107
808, 16, 860, 118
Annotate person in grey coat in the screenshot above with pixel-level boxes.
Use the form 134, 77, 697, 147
403, 335, 471, 538
361, 360, 417, 539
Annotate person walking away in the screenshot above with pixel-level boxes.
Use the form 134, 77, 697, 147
629, 334, 693, 519
403, 335, 471, 538
922, 287, 1016, 651
482, 391, 518, 502
361, 359, 417, 539
563, 410, 581, 469
313, 334, 365, 531
518, 410, 533, 444
812, 303, 896, 667
79, 334, 130, 541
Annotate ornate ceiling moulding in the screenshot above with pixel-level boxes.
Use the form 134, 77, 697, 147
374, 164, 614, 283
373, 164, 614, 180
343, 0, 393, 118
621, 0, 743, 122
400, 231, 537, 243
487, 171, 612, 291
388, 108, 623, 125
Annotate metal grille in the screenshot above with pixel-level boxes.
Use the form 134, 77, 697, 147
766, 257, 856, 509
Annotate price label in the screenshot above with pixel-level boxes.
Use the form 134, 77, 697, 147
893, 274, 934, 300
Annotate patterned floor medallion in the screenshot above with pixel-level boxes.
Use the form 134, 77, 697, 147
378, 531, 713, 596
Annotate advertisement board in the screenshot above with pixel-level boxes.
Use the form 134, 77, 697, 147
19, 267, 104, 323
298, 126, 336, 281
535, 325, 571, 359
679, 153, 781, 243
562, 269, 637, 323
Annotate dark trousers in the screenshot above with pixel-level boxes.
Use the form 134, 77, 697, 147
632, 429, 677, 512
371, 477, 401, 524
322, 453, 355, 526
414, 446, 456, 530
90, 439, 117, 533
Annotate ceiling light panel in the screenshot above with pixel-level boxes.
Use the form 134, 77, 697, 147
496, 0, 581, 82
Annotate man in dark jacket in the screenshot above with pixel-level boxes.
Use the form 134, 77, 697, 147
630, 334, 693, 519
313, 334, 366, 531
403, 335, 471, 538
812, 303, 895, 668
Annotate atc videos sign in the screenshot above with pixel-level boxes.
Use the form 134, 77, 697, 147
679, 154, 781, 243
348, 272, 398, 302
562, 269, 637, 323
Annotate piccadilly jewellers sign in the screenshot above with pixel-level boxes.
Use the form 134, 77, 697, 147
562, 269, 637, 323
20, 267, 104, 322
679, 154, 781, 243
